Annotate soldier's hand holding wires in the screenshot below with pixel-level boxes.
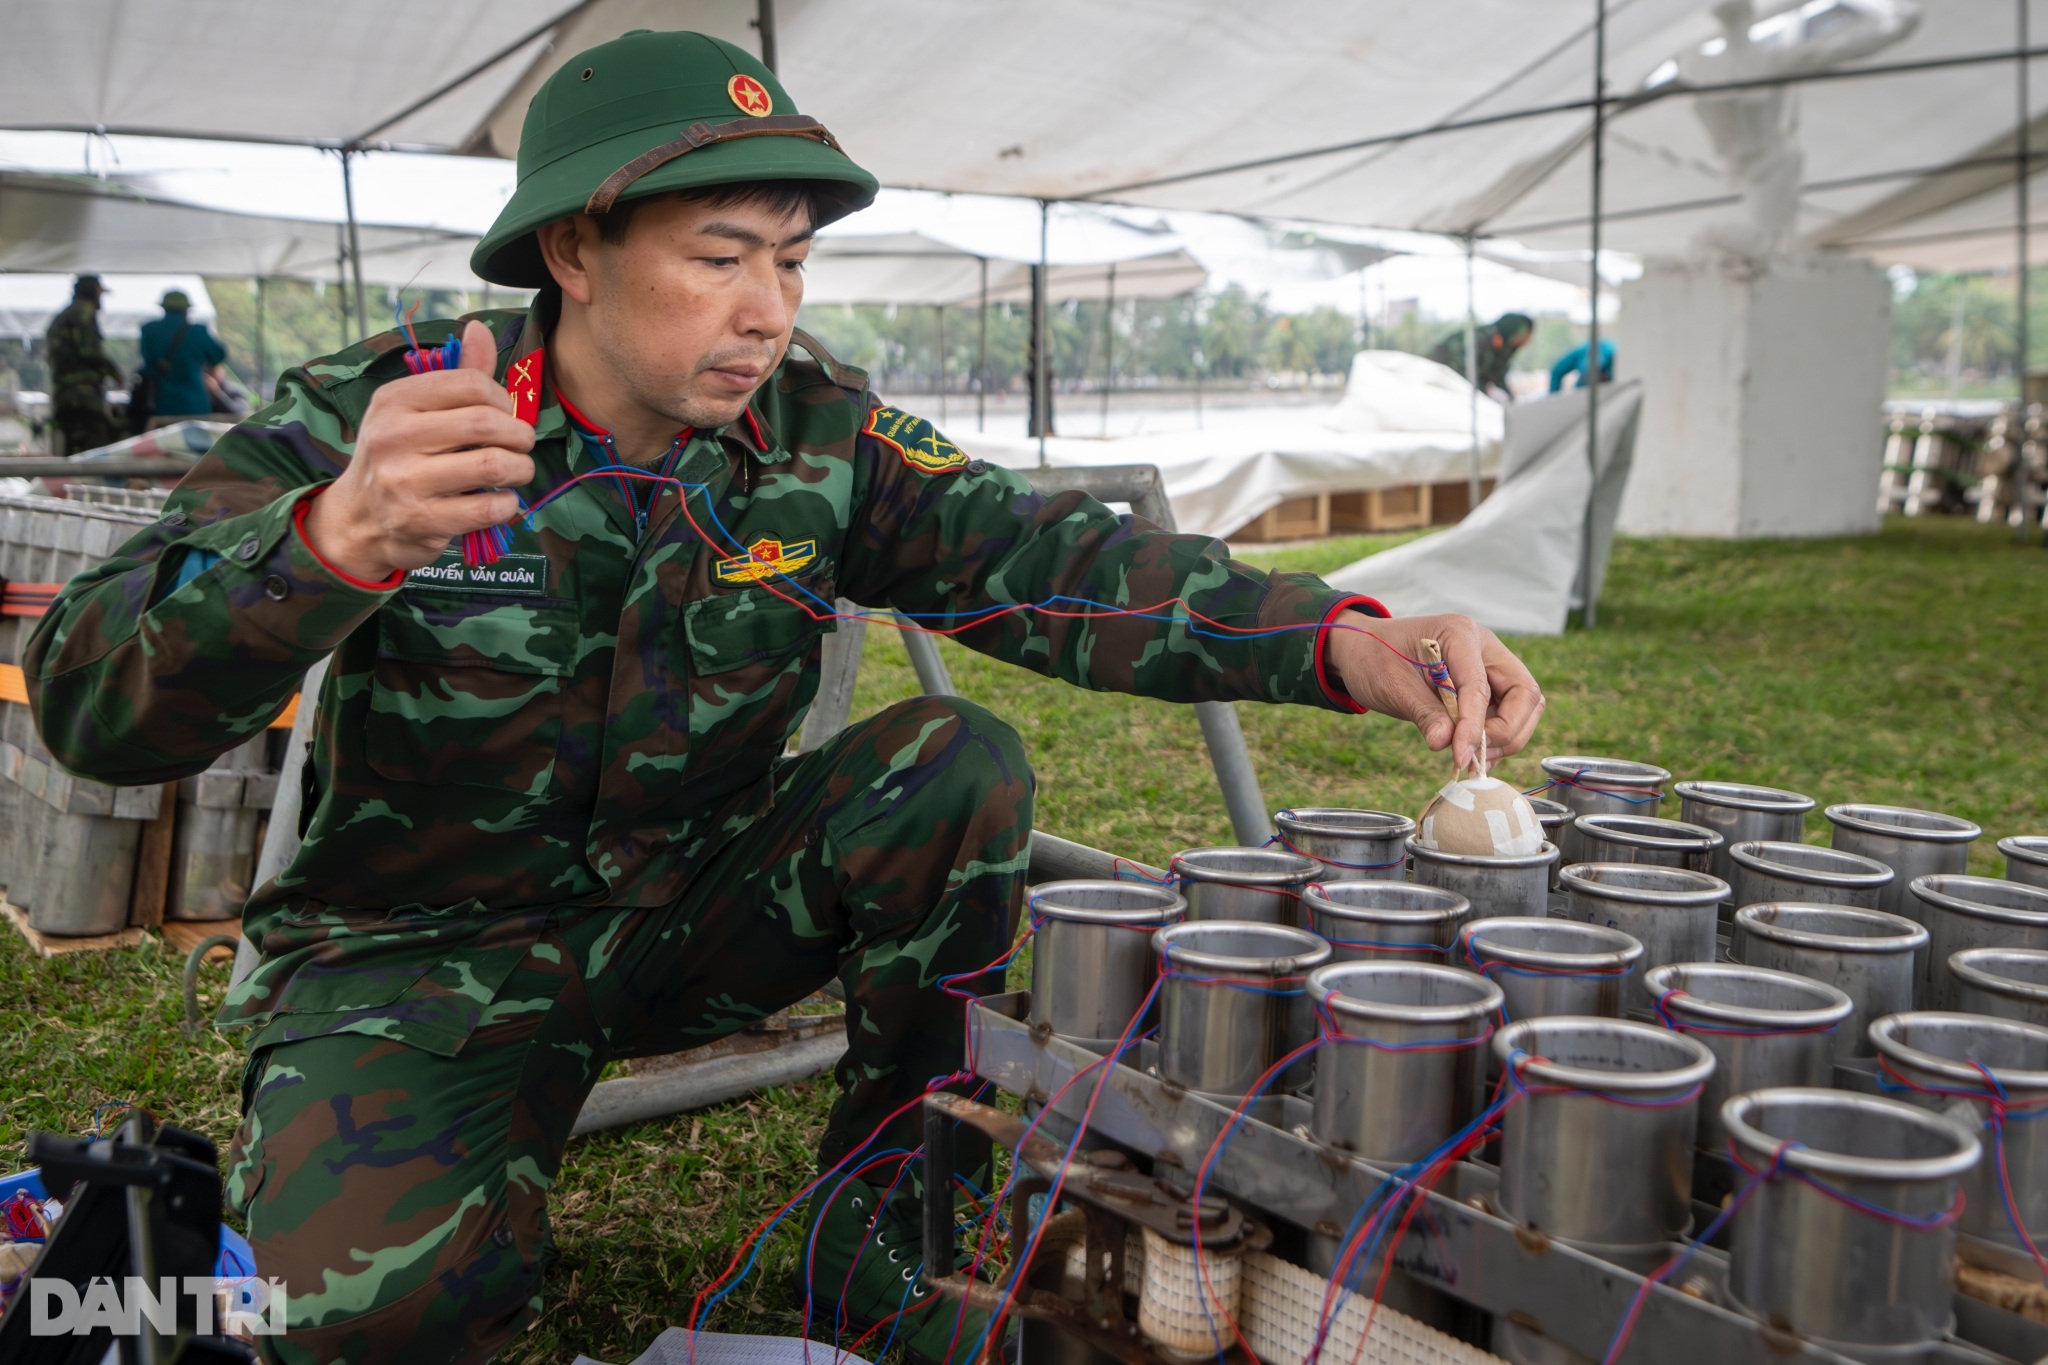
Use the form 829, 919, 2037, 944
300, 319, 534, 581
1324, 611, 1546, 771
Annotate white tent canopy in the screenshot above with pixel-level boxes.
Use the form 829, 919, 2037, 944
3, 1, 2039, 275
0, 274, 214, 340
0, 173, 489, 289
807, 192, 1213, 306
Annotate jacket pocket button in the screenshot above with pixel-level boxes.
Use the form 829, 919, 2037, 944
236, 535, 262, 561
262, 575, 290, 602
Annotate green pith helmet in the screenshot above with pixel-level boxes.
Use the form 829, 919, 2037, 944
472, 29, 879, 288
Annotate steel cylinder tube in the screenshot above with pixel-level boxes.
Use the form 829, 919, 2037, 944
1493, 1016, 1714, 1255
2001, 836, 2048, 891
1527, 797, 1574, 889
1732, 903, 1927, 1060
1560, 863, 1730, 1013
1870, 1012, 2048, 1280
1408, 839, 1559, 921
1723, 1088, 1979, 1348
1537, 756, 1670, 866
1458, 917, 1642, 1024
1674, 780, 1815, 887
1153, 921, 1330, 1099
1027, 880, 1186, 1050
1912, 874, 2048, 1011
1307, 962, 1502, 1164
1827, 803, 1981, 923
1170, 847, 1318, 926
1302, 880, 1471, 965
1272, 808, 1414, 883
1645, 962, 1851, 1154
1727, 840, 1893, 913
1570, 814, 1725, 877
1949, 947, 2048, 1028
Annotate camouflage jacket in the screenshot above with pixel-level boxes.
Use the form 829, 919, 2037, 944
45, 299, 122, 409
27, 308, 1377, 1055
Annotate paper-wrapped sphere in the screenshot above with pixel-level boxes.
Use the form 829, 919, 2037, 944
1414, 776, 1545, 857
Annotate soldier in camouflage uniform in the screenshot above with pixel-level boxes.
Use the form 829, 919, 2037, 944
27, 30, 1544, 1365
44, 274, 124, 455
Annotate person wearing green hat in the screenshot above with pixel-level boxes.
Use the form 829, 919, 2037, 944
136, 287, 229, 426
27, 29, 1545, 1365
1427, 311, 1535, 402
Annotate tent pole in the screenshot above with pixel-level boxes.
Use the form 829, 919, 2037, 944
1464, 236, 1480, 513
756, 0, 778, 72
1034, 199, 1050, 466
1582, 0, 1608, 628
335, 226, 351, 349
255, 278, 269, 399
1101, 262, 1116, 435
977, 257, 988, 433
935, 303, 947, 424
340, 148, 370, 343
2021, 0, 2035, 542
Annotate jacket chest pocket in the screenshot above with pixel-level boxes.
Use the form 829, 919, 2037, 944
682, 587, 827, 754
366, 595, 579, 789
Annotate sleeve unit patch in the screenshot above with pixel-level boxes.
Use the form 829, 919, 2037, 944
865, 406, 969, 474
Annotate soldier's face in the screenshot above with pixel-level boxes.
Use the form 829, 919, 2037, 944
575, 195, 813, 429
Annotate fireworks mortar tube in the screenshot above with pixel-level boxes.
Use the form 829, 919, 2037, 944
1027, 879, 1186, 1054
1826, 802, 1982, 923
1674, 779, 1816, 887
1949, 946, 2048, 1028
1910, 873, 2048, 1011
1731, 903, 1926, 1061
1559, 863, 1730, 1015
1721, 1087, 1978, 1349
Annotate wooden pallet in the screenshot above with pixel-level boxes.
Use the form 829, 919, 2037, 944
2, 899, 145, 957
1, 900, 241, 960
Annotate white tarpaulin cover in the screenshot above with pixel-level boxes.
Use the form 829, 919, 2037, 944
0, 173, 487, 289
0, 273, 213, 339
1326, 382, 1645, 636
4, 1, 2038, 272
968, 352, 1504, 540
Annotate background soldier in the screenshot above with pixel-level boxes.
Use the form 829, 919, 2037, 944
43, 273, 123, 454
1428, 310, 1535, 402
28, 30, 1543, 1365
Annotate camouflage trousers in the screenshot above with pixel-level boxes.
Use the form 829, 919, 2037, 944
225, 695, 1032, 1365
52, 400, 119, 458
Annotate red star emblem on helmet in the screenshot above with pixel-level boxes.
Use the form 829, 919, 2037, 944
727, 74, 774, 117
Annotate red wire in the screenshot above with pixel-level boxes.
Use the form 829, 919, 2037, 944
508, 465, 1440, 669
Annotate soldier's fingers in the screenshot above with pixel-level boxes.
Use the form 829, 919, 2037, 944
1369, 644, 1455, 753
401, 405, 536, 457
1485, 680, 1546, 759
412, 490, 524, 540
1439, 622, 1492, 772
398, 448, 536, 500
1483, 646, 1546, 759
456, 319, 498, 375
379, 365, 514, 416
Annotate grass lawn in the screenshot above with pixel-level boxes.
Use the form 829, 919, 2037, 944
1, 516, 2043, 1362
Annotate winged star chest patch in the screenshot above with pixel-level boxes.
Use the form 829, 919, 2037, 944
715, 536, 818, 585
865, 406, 969, 474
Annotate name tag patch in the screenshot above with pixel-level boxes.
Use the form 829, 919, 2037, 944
407, 552, 549, 596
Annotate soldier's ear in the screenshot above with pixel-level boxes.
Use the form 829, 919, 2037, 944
536, 216, 600, 307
